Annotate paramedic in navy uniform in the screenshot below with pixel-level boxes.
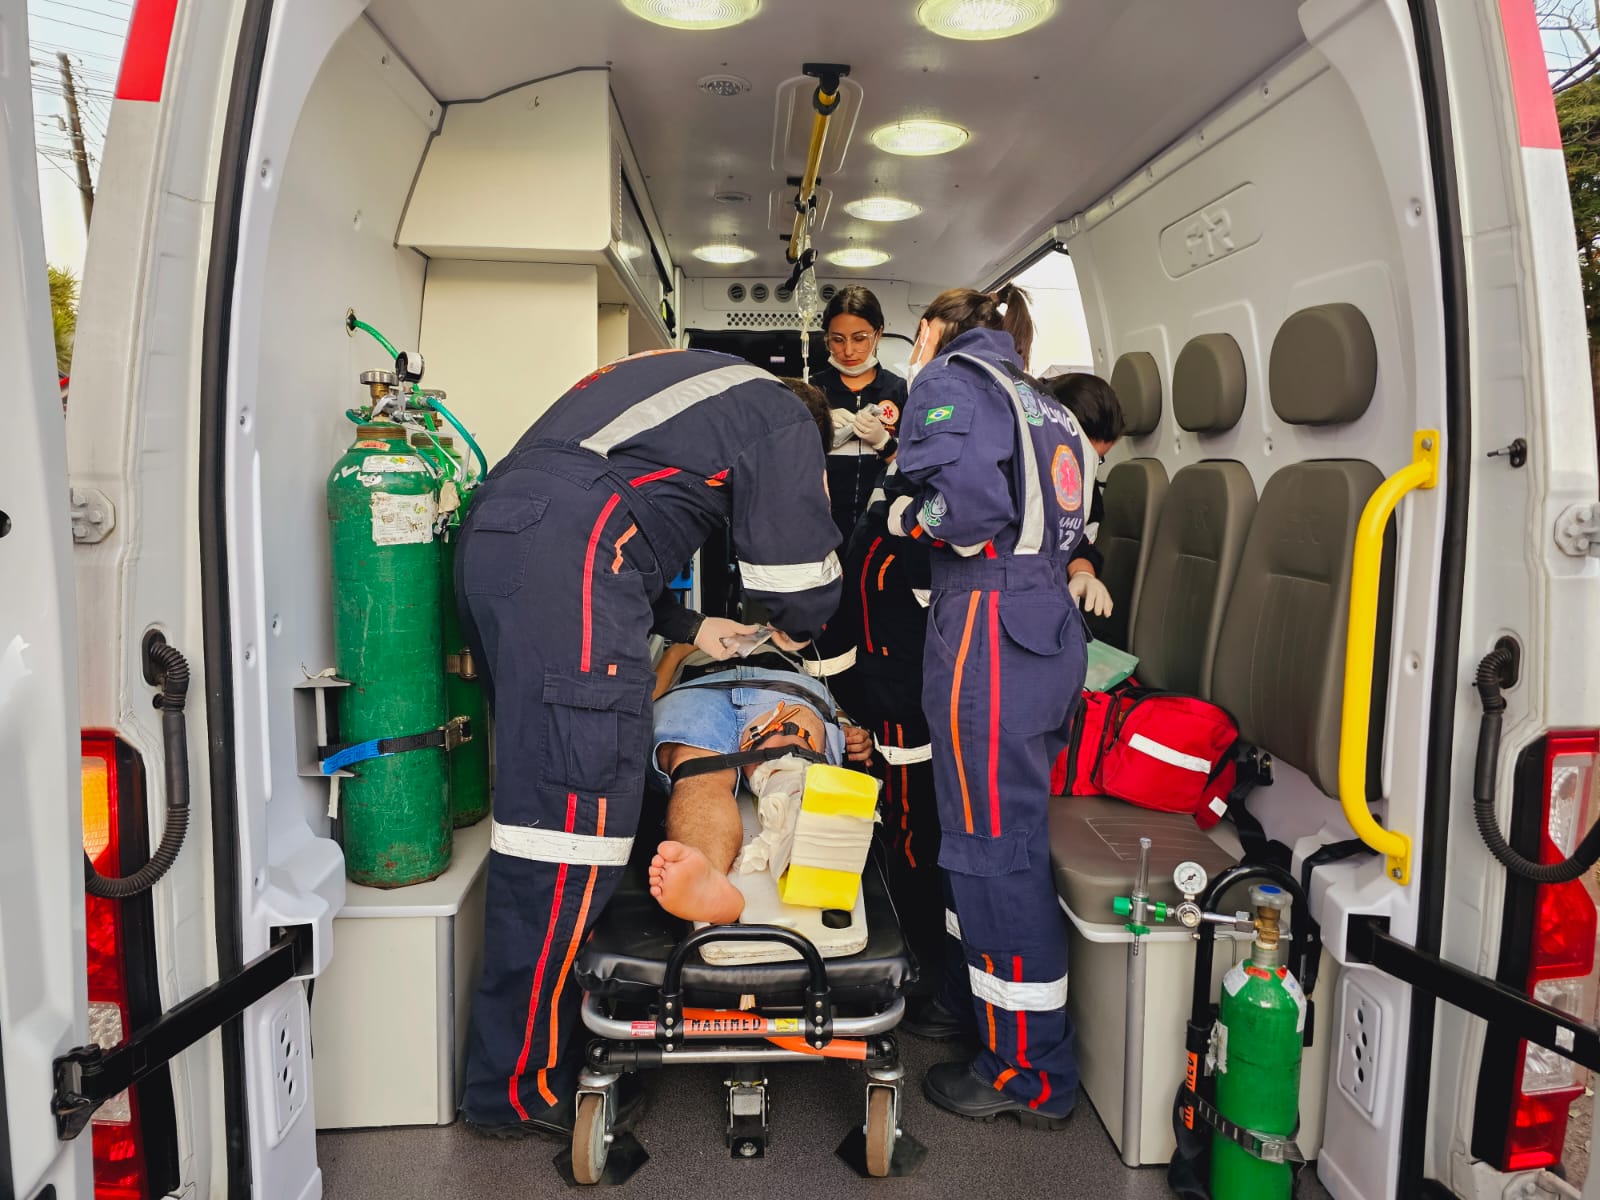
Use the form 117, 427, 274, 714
892, 285, 1095, 1128
813, 285, 908, 540
453, 350, 842, 1139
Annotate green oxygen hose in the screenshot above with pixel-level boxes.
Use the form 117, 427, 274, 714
347, 311, 400, 361
345, 310, 489, 479
424, 396, 489, 481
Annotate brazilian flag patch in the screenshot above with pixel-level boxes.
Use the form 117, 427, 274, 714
926, 406, 955, 425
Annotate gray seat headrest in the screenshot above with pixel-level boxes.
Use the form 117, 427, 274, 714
1209, 460, 1388, 797
1084, 458, 1168, 650
1109, 352, 1163, 437
1269, 303, 1378, 426
1129, 461, 1257, 696
1173, 333, 1247, 434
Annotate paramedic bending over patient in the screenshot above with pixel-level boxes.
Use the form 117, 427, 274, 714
452, 350, 841, 1141
892, 285, 1096, 1129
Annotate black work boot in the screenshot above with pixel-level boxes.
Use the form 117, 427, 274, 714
898, 996, 968, 1042
922, 1061, 1073, 1129
463, 1074, 646, 1141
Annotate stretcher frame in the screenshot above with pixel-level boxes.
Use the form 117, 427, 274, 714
569, 923, 919, 1184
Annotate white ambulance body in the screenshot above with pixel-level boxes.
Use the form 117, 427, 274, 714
4, 0, 1599, 1197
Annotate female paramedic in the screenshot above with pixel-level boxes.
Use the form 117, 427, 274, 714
813, 285, 908, 540
452, 349, 842, 1141
890, 285, 1098, 1128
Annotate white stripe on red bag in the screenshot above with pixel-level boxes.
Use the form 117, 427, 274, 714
1128, 732, 1212, 774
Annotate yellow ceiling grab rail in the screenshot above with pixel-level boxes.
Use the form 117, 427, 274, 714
787, 64, 848, 263
1339, 429, 1440, 886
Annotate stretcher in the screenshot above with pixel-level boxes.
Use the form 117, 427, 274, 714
570, 834, 919, 1184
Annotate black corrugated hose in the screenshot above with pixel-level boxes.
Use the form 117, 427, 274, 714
85, 642, 191, 899
1474, 643, 1600, 883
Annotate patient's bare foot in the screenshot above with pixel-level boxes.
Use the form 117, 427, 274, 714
649, 841, 744, 924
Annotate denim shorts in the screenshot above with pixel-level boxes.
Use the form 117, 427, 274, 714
650, 666, 845, 790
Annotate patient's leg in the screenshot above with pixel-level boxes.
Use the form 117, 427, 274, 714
649, 745, 745, 924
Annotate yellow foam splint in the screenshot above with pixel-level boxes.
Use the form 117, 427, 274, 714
778, 763, 880, 911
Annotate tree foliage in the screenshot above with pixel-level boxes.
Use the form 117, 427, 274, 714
48, 265, 77, 376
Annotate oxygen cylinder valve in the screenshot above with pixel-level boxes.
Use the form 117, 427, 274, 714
360, 369, 403, 422
1250, 884, 1292, 969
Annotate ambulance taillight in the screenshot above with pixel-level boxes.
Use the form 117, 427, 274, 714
1501, 733, 1600, 1171
81, 734, 151, 1200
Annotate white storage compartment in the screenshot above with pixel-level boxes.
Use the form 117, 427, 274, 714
1064, 901, 1334, 1166
312, 823, 491, 1129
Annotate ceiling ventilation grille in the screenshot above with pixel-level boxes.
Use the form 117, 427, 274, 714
724, 310, 823, 330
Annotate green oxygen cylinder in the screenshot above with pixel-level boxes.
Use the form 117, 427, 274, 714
410, 420, 491, 827
326, 372, 451, 886
1211, 884, 1305, 1199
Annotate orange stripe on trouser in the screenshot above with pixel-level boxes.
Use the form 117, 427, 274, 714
611, 525, 637, 573
508, 792, 579, 1118
986, 591, 1002, 836
580, 495, 622, 672
981, 953, 997, 1051
950, 592, 983, 834
536, 797, 608, 1105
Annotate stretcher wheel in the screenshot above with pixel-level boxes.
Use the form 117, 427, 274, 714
865, 1085, 896, 1178
572, 1092, 609, 1185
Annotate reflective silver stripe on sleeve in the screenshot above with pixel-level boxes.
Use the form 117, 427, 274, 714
967, 965, 1070, 1012
803, 646, 857, 677
886, 495, 916, 537
492, 821, 634, 866
580, 363, 772, 455
945, 909, 963, 940
876, 738, 932, 766
950, 353, 1045, 556
739, 552, 842, 594
829, 441, 877, 458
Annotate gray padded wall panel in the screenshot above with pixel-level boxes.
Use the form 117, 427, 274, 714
1128, 461, 1257, 696
1209, 460, 1384, 797
1173, 333, 1247, 433
1269, 303, 1378, 426
1084, 458, 1168, 649
1110, 351, 1163, 436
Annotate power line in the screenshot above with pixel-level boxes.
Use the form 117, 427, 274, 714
28, 40, 124, 64
34, 0, 132, 27
30, 11, 128, 38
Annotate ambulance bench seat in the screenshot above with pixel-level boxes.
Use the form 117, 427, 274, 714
574, 851, 914, 1011
1049, 458, 1257, 917
1083, 458, 1168, 650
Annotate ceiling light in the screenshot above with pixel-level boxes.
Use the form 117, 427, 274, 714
870, 119, 969, 157
827, 247, 890, 269
699, 74, 752, 97
621, 0, 760, 30
844, 196, 923, 222
693, 242, 758, 264
916, 0, 1055, 40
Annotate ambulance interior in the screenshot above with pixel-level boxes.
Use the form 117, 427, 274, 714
155, 0, 1560, 1196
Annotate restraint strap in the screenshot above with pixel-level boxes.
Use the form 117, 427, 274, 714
320, 716, 471, 776
669, 675, 838, 722
670, 744, 826, 784
877, 739, 932, 766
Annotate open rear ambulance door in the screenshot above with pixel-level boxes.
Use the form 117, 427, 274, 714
0, 1, 93, 1196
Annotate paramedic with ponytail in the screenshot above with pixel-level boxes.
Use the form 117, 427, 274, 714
453, 350, 841, 1141
813, 285, 908, 540
893, 285, 1095, 1127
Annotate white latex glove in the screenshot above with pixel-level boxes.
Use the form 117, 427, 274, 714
1069, 571, 1114, 618
851, 406, 891, 450
830, 407, 857, 448
695, 616, 763, 661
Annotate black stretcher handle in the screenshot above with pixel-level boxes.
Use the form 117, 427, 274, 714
657, 924, 834, 1049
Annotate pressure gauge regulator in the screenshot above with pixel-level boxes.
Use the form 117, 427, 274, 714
1173, 861, 1209, 897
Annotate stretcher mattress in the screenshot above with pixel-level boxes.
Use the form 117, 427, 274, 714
575, 849, 914, 1009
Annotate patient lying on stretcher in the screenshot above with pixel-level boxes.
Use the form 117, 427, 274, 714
646, 658, 874, 924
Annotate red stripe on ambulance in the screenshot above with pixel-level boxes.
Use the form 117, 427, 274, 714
115, 0, 180, 102
1499, 0, 1562, 149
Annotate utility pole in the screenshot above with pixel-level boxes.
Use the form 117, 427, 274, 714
57, 52, 94, 229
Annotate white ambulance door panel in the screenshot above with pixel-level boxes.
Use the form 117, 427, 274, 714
0, 1, 92, 1197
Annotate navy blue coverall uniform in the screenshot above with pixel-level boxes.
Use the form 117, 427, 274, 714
813, 464, 944, 992
893, 327, 1096, 1117
454, 350, 841, 1127
813, 361, 908, 541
